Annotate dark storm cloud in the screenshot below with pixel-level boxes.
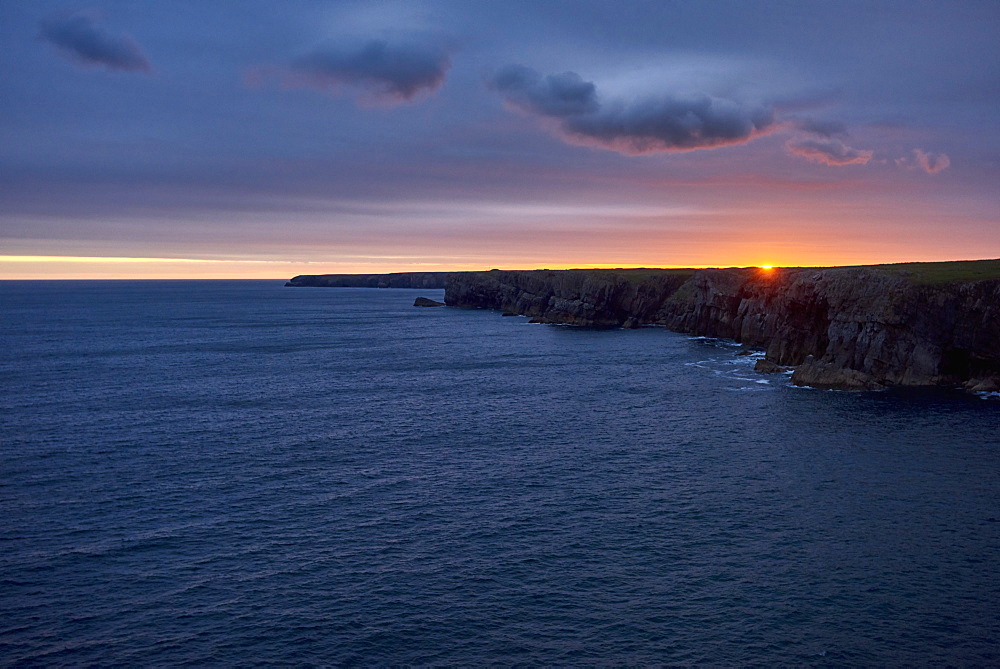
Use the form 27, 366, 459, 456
287, 37, 451, 103
39, 11, 150, 73
785, 138, 873, 166
489, 65, 774, 154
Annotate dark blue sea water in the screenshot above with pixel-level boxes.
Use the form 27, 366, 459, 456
2, 280, 999, 666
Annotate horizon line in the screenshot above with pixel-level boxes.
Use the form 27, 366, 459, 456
2, 254, 998, 281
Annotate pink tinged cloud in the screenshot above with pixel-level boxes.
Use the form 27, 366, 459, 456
39, 11, 151, 73
784, 138, 873, 166
913, 148, 951, 174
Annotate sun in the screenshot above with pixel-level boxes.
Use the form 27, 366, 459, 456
759, 265, 773, 270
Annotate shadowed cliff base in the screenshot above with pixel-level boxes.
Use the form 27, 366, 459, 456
289, 259, 1000, 391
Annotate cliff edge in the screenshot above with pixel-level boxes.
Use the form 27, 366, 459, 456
444, 261, 1000, 391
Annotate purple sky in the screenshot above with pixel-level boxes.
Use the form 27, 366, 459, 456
2, 0, 998, 277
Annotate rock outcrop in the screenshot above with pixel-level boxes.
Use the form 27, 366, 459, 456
443, 262, 1000, 390
754, 359, 789, 374
414, 297, 445, 307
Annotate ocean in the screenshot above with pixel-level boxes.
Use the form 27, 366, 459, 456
2, 280, 998, 666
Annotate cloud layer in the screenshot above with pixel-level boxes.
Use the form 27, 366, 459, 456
39, 11, 150, 73
785, 138, 873, 166
489, 64, 774, 154
288, 37, 451, 103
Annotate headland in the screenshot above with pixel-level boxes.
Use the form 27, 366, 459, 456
285, 272, 448, 289
288, 259, 1000, 391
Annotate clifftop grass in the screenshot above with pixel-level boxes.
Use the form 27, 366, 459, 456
556, 259, 1000, 286
865, 258, 1000, 285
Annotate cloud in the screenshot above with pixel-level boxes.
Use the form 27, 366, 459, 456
39, 11, 150, 73
488, 64, 774, 155
286, 36, 451, 104
489, 65, 599, 117
785, 138, 873, 166
894, 149, 951, 174
913, 148, 950, 174
793, 117, 847, 138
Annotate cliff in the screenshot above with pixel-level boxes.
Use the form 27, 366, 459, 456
286, 272, 449, 289
444, 261, 1000, 391
443, 268, 694, 327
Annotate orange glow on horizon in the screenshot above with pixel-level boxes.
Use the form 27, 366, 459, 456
2, 252, 996, 280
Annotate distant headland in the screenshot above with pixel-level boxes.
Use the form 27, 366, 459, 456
285, 272, 450, 289
287, 259, 1000, 392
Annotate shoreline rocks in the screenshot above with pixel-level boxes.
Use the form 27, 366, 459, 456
754, 359, 790, 374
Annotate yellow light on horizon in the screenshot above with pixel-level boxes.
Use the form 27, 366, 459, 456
0, 255, 327, 280
760, 265, 774, 270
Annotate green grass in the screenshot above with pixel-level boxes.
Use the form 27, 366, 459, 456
864, 259, 1000, 285
574, 260, 1000, 285
485, 260, 1000, 286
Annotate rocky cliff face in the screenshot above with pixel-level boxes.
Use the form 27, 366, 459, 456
444, 269, 693, 327
286, 272, 449, 289
445, 265, 1000, 390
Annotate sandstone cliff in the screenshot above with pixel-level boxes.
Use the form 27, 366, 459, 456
444, 262, 1000, 391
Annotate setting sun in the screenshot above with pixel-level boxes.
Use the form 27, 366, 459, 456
760, 265, 774, 270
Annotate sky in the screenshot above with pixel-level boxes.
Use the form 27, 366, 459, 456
1, 0, 998, 278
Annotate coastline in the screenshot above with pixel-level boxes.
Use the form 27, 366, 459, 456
288, 260, 1000, 392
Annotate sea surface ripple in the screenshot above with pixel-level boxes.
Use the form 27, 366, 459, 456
1, 281, 999, 666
